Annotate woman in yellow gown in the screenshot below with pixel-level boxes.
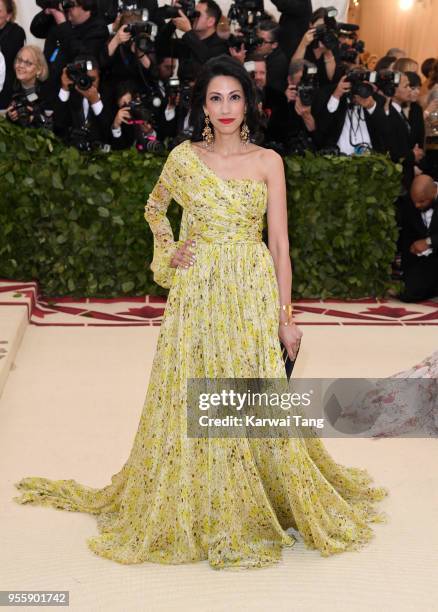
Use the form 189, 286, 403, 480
13, 56, 387, 570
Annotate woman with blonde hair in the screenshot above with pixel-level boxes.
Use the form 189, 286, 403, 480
0, 0, 25, 110
393, 57, 419, 74
6, 45, 52, 128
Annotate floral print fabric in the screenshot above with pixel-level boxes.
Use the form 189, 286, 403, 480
13, 140, 388, 569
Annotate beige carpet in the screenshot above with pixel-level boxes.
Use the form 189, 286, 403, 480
1, 323, 438, 612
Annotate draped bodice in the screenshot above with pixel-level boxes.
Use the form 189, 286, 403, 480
168, 140, 268, 244
144, 139, 269, 288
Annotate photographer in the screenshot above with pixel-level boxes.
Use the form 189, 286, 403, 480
100, 10, 152, 90
6, 45, 52, 129
110, 80, 160, 150
156, 0, 228, 81
382, 71, 425, 189
43, 1, 109, 96
0, 0, 25, 111
255, 20, 288, 94
227, 33, 246, 65
147, 56, 179, 141
292, 7, 342, 88
268, 0, 311, 61
316, 67, 387, 155
264, 58, 318, 153
54, 55, 112, 150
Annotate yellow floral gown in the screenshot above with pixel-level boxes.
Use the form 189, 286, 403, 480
13, 139, 388, 569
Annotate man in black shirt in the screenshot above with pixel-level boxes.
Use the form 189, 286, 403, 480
156, 0, 228, 81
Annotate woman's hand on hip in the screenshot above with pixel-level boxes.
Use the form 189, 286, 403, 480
170, 239, 197, 269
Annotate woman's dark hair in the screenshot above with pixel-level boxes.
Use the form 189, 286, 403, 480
428, 60, 438, 88
375, 56, 396, 72
114, 79, 138, 103
421, 57, 436, 79
189, 54, 262, 144
310, 7, 327, 25
406, 71, 421, 89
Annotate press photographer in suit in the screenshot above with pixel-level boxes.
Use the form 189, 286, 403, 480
316, 67, 387, 155
54, 55, 112, 150
399, 174, 438, 302
383, 72, 425, 190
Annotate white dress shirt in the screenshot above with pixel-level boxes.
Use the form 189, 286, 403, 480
58, 88, 104, 119
327, 95, 376, 155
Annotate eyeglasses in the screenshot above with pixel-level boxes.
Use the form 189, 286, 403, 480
15, 57, 35, 68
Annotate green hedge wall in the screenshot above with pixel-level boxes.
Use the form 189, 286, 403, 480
0, 118, 402, 298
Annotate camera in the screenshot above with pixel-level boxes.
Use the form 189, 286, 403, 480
346, 69, 376, 98
66, 60, 95, 90
99, 1, 149, 23
297, 64, 318, 106
11, 91, 40, 127
313, 6, 339, 51
136, 132, 165, 153
157, 0, 197, 20
227, 0, 266, 54
164, 76, 193, 110
376, 70, 401, 97
123, 20, 158, 53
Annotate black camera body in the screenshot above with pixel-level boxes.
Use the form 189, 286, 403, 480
376, 70, 401, 97
124, 20, 157, 53
346, 69, 376, 98
124, 20, 155, 35
11, 91, 39, 127
297, 64, 318, 107
313, 6, 339, 51
157, 0, 197, 20
227, 0, 266, 54
66, 60, 95, 91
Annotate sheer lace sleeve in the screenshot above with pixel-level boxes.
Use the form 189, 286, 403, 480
144, 154, 181, 289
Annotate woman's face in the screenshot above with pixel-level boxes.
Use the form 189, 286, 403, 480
15, 48, 39, 86
203, 75, 246, 136
0, 1, 11, 29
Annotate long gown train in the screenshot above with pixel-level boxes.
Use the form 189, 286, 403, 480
13, 140, 388, 569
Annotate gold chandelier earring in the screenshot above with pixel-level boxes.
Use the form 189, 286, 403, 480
240, 114, 250, 145
202, 113, 214, 148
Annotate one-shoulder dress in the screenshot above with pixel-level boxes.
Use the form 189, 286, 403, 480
13, 139, 388, 569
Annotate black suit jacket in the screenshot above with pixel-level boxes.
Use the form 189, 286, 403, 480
382, 103, 422, 190
54, 87, 112, 146
0, 22, 26, 109
269, 0, 312, 60
399, 194, 438, 269
265, 47, 289, 94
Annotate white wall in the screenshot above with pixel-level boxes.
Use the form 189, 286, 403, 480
14, 0, 349, 45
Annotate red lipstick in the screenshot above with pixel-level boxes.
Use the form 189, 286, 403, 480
218, 118, 235, 124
